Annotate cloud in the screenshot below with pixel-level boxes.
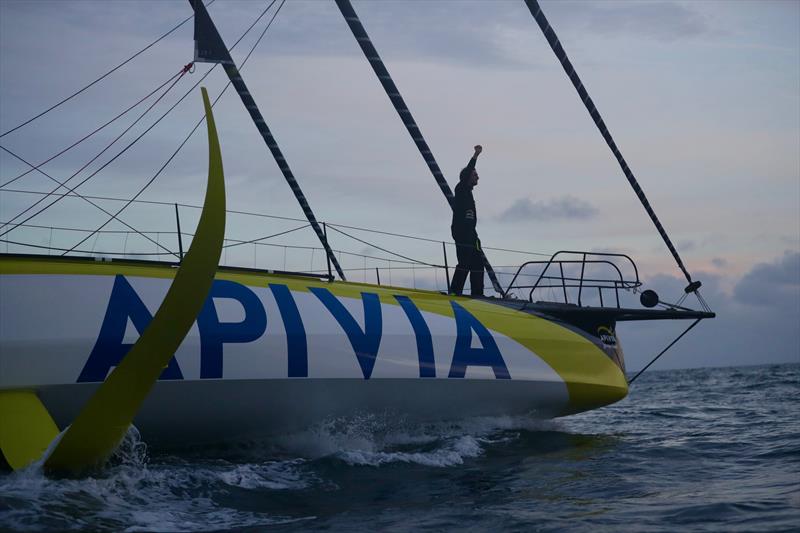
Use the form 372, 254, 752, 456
224, 0, 537, 69
546, 0, 710, 42
618, 252, 800, 371
711, 257, 728, 268
259, 1, 712, 69
496, 195, 598, 222
733, 251, 800, 307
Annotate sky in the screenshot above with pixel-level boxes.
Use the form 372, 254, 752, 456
0, 0, 798, 371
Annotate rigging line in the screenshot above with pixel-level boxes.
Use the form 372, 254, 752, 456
310, 265, 438, 273
0, 70, 184, 190
0, 222, 171, 234
0, 145, 177, 257
627, 318, 702, 385
523, 0, 695, 286
0, 64, 191, 239
308, 222, 549, 256
334, 0, 505, 296
228, 0, 280, 50
5, 225, 426, 265
0, 236, 437, 267
1, 186, 557, 258
301, 248, 422, 266
0, 239, 178, 257
62, 0, 283, 256
248, 243, 423, 266
3, 188, 309, 224
222, 223, 310, 249
2, 187, 556, 257
326, 225, 444, 269
326, 222, 445, 245
0, 0, 281, 211
0, 0, 217, 139
190, 0, 346, 282
328, 221, 551, 257
0, 0, 277, 229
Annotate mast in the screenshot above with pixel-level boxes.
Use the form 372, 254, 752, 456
334, 0, 505, 296
189, 0, 346, 280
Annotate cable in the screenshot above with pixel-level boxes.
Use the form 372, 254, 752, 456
0, 64, 192, 238
0, 0, 216, 139
222, 223, 309, 249
0, 239, 172, 256
2, 187, 555, 258
1, 0, 277, 240
627, 318, 702, 384
0, 70, 184, 189
62, 0, 284, 256
0, 146, 177, 257
327, 225, 443, 268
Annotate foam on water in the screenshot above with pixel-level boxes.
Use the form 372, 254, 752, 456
0, 428, 309, 531
335, 435, 482, 467
2, 364, 799, 532
1, 412, 559, 530
275, 411, 559, 466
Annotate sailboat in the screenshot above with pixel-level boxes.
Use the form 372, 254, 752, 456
0, 0, 713, 472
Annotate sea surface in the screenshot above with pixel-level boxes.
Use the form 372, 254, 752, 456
1, 364, 798, 532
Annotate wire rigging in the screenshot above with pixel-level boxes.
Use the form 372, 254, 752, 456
189, 0, 346, 281
62, 0, 285, 256
2, 0, 281, 242
0, 70, 186, 190
0, 64, 192, 239
0, 0, 216, 139
1, 187, 554, 258
327, 225, 443, 269
221, 223, 310, 250
0, 145, 177, 258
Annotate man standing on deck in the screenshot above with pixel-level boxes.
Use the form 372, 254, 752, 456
449, 145, 485, 297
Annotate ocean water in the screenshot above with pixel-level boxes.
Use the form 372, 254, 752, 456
1, 364, 798, 532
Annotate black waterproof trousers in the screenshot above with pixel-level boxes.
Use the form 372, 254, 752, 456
449, 239, 484, 296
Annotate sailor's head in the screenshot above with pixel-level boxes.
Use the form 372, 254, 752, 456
460, 167, 479, 188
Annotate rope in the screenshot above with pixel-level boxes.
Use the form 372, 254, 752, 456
1, 188, 556, 259
62, 0, 284, 256
523, 0, 694, 286
221, 224, 309, 249
192, 0, 346, 281
627, 318, 702, 384
0, 239, 173, 257
0, 71, 186, 190
0, 146, 177, 258
0, 1, 216, 139
0, 65, 191, 239
327, 225, 444, 269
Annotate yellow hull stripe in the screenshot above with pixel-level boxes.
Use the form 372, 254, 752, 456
0, 390, 59, 470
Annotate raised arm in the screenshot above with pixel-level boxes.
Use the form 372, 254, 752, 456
463, 145, 482, 175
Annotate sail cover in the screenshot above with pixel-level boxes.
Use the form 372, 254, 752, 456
191, 0, 234, 65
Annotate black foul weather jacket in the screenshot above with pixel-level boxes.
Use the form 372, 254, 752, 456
451, 157, 478, 243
